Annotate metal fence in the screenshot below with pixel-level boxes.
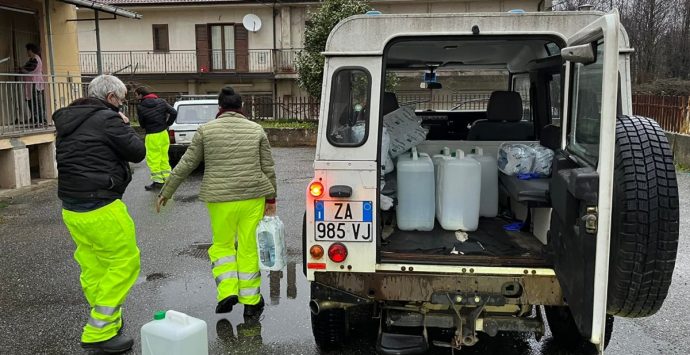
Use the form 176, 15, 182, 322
80, 49, 301, 75
633, 94, 690, 134
0, 73, 88, 137
125, 95, 319, 122
397, 93, 492, 111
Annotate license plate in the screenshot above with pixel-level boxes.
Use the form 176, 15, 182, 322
314, 201, 373, 242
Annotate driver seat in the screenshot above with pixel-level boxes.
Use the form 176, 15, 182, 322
467, 91, 534, 141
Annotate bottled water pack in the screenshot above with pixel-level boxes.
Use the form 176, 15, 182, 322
256, 216, 286, 271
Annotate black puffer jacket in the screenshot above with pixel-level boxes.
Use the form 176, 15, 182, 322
137, 95, 177, 134
53, 98, 146, 201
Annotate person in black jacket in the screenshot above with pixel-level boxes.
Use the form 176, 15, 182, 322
53, 75, 145, 354
134, 86, 177, 191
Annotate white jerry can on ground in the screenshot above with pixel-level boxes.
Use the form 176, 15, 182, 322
396, 146, 435, 231
436, 149, 481, 231
141, 310, 208, 355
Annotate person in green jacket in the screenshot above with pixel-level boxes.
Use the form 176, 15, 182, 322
156, 86, 276, 319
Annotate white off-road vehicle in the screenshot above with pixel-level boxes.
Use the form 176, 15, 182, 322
303, 10, 679, 354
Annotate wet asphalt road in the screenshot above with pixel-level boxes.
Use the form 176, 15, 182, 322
1, 147, 689, 355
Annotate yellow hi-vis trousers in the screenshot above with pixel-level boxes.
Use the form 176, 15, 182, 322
145, 130, 172, 183
207, 198, 265, 305
62, 200, 141, 343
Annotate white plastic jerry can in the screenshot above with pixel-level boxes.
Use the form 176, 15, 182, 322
141, 310, 208, 355
436, 149, 481, 231
396, 146, 436, 231
467, 147, 499, 218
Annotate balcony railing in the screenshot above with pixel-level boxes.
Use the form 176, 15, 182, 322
79, 49, 301, 75
1, 73, 88, 137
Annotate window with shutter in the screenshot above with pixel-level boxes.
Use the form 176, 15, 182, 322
152, 24, 169, 52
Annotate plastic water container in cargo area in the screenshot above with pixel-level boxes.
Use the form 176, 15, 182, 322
432, 147, 451, 177
396, 147, 435, 231
436, 149, 481, 231
141, 310, 208, 355
468, 147, 499, 218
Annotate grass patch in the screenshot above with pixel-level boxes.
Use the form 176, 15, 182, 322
676, 163, 690, 173
0, 201, 7, 209
258, 120, 318, 129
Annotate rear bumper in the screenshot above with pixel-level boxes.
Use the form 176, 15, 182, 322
313, 270, 564, 306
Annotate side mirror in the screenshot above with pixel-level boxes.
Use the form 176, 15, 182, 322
561, 43, 596, 64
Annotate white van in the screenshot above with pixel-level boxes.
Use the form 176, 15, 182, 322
303, 10, 679, 354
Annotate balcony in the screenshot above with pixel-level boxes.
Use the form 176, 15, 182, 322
79, 49, 300, 76
1, 73, 87, 138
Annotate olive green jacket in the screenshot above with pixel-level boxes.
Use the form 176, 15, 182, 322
161, 112, 277, 202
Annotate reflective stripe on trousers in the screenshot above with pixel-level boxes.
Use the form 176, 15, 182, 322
207, 198, 265, 305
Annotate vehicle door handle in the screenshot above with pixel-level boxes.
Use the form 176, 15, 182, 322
329, 185, 352, 198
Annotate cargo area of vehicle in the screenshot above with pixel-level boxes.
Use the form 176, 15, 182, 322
380, 214, 550, 267
374, 36, 563, 268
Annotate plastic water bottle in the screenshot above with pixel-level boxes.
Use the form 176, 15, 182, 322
256, 216, 286, 271
141, 310, 208, 355
257, 230, 275, 267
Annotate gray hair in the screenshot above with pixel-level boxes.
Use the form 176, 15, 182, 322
88, 74, 127, 101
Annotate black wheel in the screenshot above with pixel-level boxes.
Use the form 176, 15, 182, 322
608, 115, 679, 318
311, 308, 348, 350
544, 306, 613, 350
169, 151, 182, 168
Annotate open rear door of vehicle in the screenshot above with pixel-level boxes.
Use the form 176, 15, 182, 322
549, 11, 620, 352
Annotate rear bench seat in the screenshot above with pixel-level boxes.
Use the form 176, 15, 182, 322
499, 174, 551, 206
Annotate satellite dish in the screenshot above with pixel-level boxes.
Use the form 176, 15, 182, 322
243, 14, 262, 32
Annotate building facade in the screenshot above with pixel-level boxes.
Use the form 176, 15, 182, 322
78, 0, 548, 106
0, 0, 85, 190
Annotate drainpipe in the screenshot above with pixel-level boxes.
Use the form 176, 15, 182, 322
44, 0, 57, 118
272, 1, 278, 117
95, 9, 102, 74
44, 0, 56, 77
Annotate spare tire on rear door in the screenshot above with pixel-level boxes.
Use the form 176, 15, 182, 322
607, 115, 679, 318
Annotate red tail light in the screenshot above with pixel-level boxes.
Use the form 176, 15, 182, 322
168, 129, 176, 144
328, 243, 348, 263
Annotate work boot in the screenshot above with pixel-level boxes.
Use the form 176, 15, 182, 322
243, 296, 265, 320
144, 182, 164, 191
216, 295, 239, 314
81, 333, 133, 354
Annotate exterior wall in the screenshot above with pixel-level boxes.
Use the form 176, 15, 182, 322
77, 6, 275, 52
48, 0, 81, 76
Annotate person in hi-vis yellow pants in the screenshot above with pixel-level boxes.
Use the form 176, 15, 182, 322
135, 86, 177, 191
145, 130, 172, 184
208, 198, 265, 305
62, 200, 141, 343
53, 74, 146, 354
157, 86, 277, 320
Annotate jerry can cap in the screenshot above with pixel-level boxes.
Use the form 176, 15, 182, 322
154, 311, 166, 320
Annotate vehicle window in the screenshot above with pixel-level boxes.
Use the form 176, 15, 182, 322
511, 73, 532, 121
549, 73, 561, 126
327, 68, 371, 146
176, 104, 217, 124
568, 42, 604, 165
